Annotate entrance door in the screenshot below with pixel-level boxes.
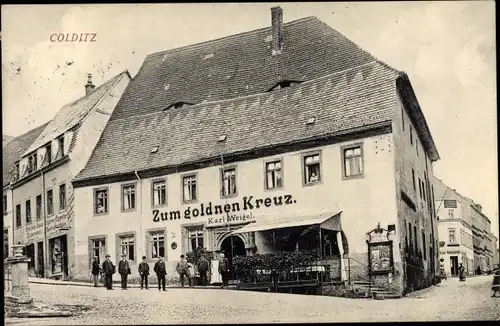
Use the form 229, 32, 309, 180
450, 256, 459, 276
37, 241, 44, 277
220, 236, 246, 280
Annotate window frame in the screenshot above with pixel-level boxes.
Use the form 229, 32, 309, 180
46, 143, 52, 165
35, 194, 42, 220
181, 172, 198, 204
301, 150, 322, 187
121, 182, 137, 212
115, 231, 137, 263
46, 188, 54, 217
25, 198, 32, 225
185, 225, 205, 252
220, 165, 238, 199
448, 228, 456, 244
411, 168, 416, 192
88, 234, 108, 268
263, 157, 284, 191
410, 125, 413, 145
59, 182, 67, 211
15, 203, 22, 228
3, 195, 7, 215
341, 143, 364, 180
57, 135, 65, 159
93, 187, 109, 216
146, 227, 167, 262
151, 178, 168, 208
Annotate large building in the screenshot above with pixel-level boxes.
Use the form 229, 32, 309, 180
3, 123, 49, 259
434, 177, 498, 275
5, 71, 131, 278
71, 8, 440, 297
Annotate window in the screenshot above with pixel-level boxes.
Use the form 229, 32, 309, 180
431, 185, 436, 218
221, 167, 237, 197
57, 135, 65, 159
418, 179, 422, 198
422, 231, 426, 260
422, 179, 426, 201
187, 228, 204, 251
401, 107, 405, 131
27, 155, 34, 175
14, 162, 20, 180
25, 199, 32, 225
15, 204, 21, 228
448, 229, 456, 244
303, 153, 321, 185
412, 169, 416, 191
343, 145, 363, 178
152, 180, 167, 207
447, 209, 454, 219
46, 189, 54, 216
59, 183, 66, 211
46, 143, 52, 164
409, 222, 413, 249
3, 195, 7, 215
122, 184, 136, 211
91, 238, 106, 265
410, 125, 413, 145
36, 195, 42, 220
149, 231, 165, 259
413, 225, 418, 251
94, 188, 108, 215
182, 175, 197, 203
416, 140, 419, 156
443, 200, 457, 208
265, 160, 283, 190
119, 235, 135, 261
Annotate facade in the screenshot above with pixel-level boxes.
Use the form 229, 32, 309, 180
72, 8, 440, 296
470, 204, 495, 272
3, 123, 49, 260
5, 71, 131, 278
433, 178, 474, 276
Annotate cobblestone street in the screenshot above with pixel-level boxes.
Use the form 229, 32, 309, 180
5, 275, 499, 324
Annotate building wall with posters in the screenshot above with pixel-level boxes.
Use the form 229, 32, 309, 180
7, 71, 131, 278
71, 133, 399, 282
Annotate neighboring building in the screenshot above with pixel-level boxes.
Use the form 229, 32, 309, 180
3, 123, 49, 259
72, 7, 440, 297
470, 203, 495, 273
3, 135, 14, 147
6, 71, 131, 278
433, 178, 474, 276
492, 235, 499, 268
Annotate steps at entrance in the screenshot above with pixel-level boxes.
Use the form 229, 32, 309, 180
348, 281, 400, 299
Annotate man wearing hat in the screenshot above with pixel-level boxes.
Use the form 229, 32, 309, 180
102, 254, 115, 290
118, 253, 131, 290
91, 256, 101, 287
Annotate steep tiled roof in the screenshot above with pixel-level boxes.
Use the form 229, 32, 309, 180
24, 71, 130, 156
109, 17, 378, 121
75, 61, 400, 181
3, 122, 50, 188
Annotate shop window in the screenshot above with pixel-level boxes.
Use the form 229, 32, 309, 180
152, 180, 167, 207
46, 189, 54, 216
342, 145, 363, 178
149, 231, 165, 259
182, 174, 197, 203
90, 238, 106, 266
118, 235, 135, 262
3, 195, 7, 215
94, 188, 108, 215
187, 228, 204, 251
265, 160, 283, 189
36, 195, 42, 220
122, 184, 136, 211
15, 204, 21, 228
25, 199, 32, 225
221, 167, 237, 197
448, 229, 456, 244
303, 153, 321, 185
59, 183, 66, 211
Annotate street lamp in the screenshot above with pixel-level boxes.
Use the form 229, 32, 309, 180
58, 227, 71, 281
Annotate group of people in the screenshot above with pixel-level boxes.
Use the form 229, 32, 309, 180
90, 252, 231, 290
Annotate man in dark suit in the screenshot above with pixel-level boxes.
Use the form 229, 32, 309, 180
118, 254, 130, 290
153, 256, 167, 291
102, 254, 115, 290
138, 256, 150, 290
91, 256, 101, 287
219, 253, 229, 288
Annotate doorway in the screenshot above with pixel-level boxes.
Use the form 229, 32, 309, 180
220, 236, 246, 280
450, 256, 458, 276
49, 235, 68, 276
24, 243, 35, 273
37, 241, 44, 277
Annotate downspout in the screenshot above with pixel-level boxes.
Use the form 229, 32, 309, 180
10, 185, 15, 254
134, 171, 142, 259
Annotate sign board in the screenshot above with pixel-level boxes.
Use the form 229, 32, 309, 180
366, 223, 394, 275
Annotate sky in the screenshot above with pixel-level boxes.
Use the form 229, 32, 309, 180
1, 2, 498, 239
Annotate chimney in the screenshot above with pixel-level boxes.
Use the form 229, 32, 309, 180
85, 73, 95, 95
271, 6, 284, 55
475, 204, 482, 213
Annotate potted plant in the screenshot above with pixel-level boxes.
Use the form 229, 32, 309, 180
186, 247, 214, 286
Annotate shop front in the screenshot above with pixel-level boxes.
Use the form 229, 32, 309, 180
49, 234, 68, 276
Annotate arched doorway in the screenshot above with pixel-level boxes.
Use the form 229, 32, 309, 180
220, 236, 246, 280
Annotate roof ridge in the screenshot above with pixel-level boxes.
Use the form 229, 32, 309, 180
108, 60, 394, 124
146, 16, 318, 59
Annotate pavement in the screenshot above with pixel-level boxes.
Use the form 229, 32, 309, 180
4, 275, 499, 324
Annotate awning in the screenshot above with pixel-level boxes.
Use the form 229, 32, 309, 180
231, 211, 342, 234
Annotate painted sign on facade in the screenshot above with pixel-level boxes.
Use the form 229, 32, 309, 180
24, 212, 70, 243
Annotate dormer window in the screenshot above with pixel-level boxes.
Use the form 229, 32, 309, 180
46, 143, 52, 164
14, 161, 20, 180
56, 135, 65, 159
267, 80, 302, 92
27, 153, 37, 174
164, 101, 193, 111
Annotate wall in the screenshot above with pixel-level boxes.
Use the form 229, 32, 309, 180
3, 188, 13, 257
73, 133, 399, 281
392, 90, 439, 294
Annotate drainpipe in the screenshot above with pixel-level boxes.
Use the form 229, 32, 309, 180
134, 171, 142, 258
10, 185, 15, 255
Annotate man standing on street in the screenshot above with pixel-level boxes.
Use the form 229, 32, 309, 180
176, 254, 192, 288
154, 256, 167, 291
118, 254, 130, 290
138, 256, 150, 290
219, 253, 229, 288
197, 254, 210, 286
91, 256, 100, 287
102, 254, 115, 290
